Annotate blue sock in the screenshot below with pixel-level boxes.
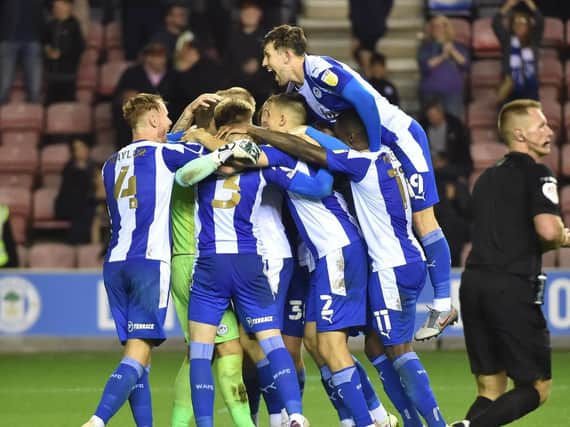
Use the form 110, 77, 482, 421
371, 354, 423, 427
128, 365, 152, 427
421, 229, 451, 305
353, 356, 380, 411
298, 367, 306, 398
393, 352, 446, 427
332, 366, 374, 427
256, 358, 283, 415
243, 366, 261, 416
189, 342, 215, 427
95, 357, 144, 423
259, 335, 302, 416
320, 365, 352, 422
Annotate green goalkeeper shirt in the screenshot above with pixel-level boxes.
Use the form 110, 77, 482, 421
170, 182, 196, 256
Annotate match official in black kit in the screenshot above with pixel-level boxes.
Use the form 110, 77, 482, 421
451, 99, 570, 427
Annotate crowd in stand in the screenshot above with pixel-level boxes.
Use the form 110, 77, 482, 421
0, 0, 569, 269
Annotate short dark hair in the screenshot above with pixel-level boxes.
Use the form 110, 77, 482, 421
370, 52, 386, 66
263, 25, 307, 56
335, 109, 367, 141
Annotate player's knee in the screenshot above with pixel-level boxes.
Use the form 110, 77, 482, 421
364, 332, 384, 360
534, 379, 552, 405
476, 373, 507, 400
302, 333, 318, 360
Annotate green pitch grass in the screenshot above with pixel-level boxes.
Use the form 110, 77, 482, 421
1, 350, 569, 426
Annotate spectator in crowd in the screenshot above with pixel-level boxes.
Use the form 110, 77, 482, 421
262, 0, 301, 28
349, 0, 393, 77
367, 52, 399, 106
0, 0, 44, 104
0, 205, 19, 268
493, 0, 543, 103
224, 0, 274, 108
112, 42, 174, 147
120, 0, 165, 60
72, 0, 91, 39
420, 99, 473, 180
151, 3, 189, 59
169, 31, 227, 121
418, 15, 469, 120
43, 0, 86, 104
189, 0, 233, 59
55, 139, 98, 244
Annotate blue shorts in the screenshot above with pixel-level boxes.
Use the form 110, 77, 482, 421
306, 240, 368, 332
389, 120, 439, 212
282, 262, 310, 337
368, 261, 427, 346
189, 254, 280, 334
103, 259, 170, 345
263, 257, 295, 334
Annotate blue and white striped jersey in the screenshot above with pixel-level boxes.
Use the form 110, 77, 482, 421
264, 148, 362, 260
102, 140, 203, 263
326, 148, 425, 270
194, 170, 272, 256
256, 184, 293, 260
288, 54, 414, 152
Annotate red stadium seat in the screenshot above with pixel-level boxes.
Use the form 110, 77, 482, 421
91, 143, 114, 165
45, 102, 92, 135
539, 57, 563, 89
94, 102, 113, 131
449, 18, 471, 46
32, 187, 71, 230
98, 61, 130, 97
542, 17, 564, 48
1, 130, 40, 149
561, 144, 570, 177
104, 22, 122, 50
470, 142, 508, 170
0, 187, 32, 218
470, 60, 502, 89
87, 21, 103, 50
472, 17, 501, 58
0, 173, 35, 189
40, 144, 70, 174
541, 100, 561, 138
0, 103, 44, 132
468, 102, 498, 129
76, 88, 95, 105
560, 185, 570, 216
540, 144, 559, 176
28, 242, 76, 268
77, 243, 104, 268
10, 216, 28, 245
17, 244, 28, 267
559, 248, 570, 268
107, 48, 125, 62
542, 249, 557, 267
471, 87, 497, 104
471, 128, 499, 145
79, 48, 100, 66
0, 145, 39, 174
76, 62, 98, 91
95, 129, 116, 147
540, 86, 559, 102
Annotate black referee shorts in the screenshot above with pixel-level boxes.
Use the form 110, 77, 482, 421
459, 268, 551, 384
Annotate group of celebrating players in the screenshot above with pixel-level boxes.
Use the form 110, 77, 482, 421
82, 25, 461, 427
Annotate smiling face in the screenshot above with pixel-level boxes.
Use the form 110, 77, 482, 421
262, 42, 295, 87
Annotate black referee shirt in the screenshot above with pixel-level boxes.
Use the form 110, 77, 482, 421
466, 151, 560, 277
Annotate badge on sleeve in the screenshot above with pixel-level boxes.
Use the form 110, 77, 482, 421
321, 69, 339, 87
542, 181, 559, 205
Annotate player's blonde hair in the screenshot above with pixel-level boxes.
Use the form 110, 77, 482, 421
214, 97, 255, 128
263, 93, 307, 126
122, 93, 165, 129
216, 87, 256, 111
498, 99, 542, 144
263, 24, 307, 56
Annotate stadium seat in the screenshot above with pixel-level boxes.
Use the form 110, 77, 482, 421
95, 129, 116, 147
0, 187, 32, 244
32, 187, 71, 230
542, 17, 564, 49
40, 143, 70, 174
17, 244, 28, 267
540, 86, 559, 102
76, 62, 98, 92
561, 144, 570, 177
28, 242, 76, 268
542, 249, 557, 267
472, 17, 501, 58
91, 143, 114, 165
45, 102, 92, 135
0, 173, 35, 189
471, 128, 499, 145
541, 100, 561, 139
98, 61, 130, 97
77, 243, 104, 268
559, 248, 570, 267
470, 60, 502, 90
1, 130, 40, 150
539, 57, 563, 89
467, 101, 498, 129
0, 146, 39, 179
471, 87, 497, 104
104, 22, 122, 50
76, 88, 95, 105
0, 103, 44, 132
87, 21, 103, 50
449, 18, 472, 46
94, 102, 113, 131
470, 142, 508, 170
79, 48, 99, 66
539, 144, 559, 176
560, 185, 570, 216
107, 48, 125, 62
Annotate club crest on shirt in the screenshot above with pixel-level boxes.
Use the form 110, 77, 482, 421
541, 180, 559, 205
321, 69, 339, 87
312, 86, 322, 98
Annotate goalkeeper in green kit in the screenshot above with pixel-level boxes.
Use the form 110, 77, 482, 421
168, 91, 255, 427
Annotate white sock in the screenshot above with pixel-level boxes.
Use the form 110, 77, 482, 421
433, 297, 451, 312
340, 419, 354, 427
89, 416, 105, 427
370, 403, 389, 424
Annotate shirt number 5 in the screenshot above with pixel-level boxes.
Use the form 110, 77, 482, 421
212, 175, 241, 209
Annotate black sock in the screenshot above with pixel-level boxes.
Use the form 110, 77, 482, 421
466, 395, 493, 420
471, 385, 540, 427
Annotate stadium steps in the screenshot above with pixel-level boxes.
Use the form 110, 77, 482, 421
299, 0, 424, 114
